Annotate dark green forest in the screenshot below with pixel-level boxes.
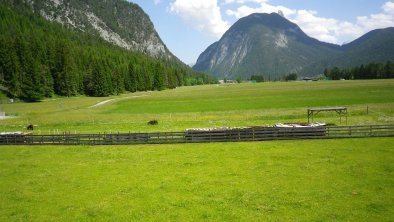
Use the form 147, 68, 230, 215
0, 4, 216, 101
324, 62, 394, 80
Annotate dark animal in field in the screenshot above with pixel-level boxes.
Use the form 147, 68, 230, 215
27, 124, 34, 130
147, 120, 158, 125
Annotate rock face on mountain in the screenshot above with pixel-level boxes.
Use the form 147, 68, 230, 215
0, 1, 217, 101
194, 13, 394, 80
22, 0, 172, 59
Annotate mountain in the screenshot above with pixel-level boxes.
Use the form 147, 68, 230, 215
7, 0, 172, 59
193, 13, 340, 80
0, 2, 216, 101
302, 27, 394, 75
193, 13, 394, 80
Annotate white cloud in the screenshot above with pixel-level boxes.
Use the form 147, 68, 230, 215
223, 0, 267, 3
169, 0, 230, 38
356, 5, 394, 31
225, 2, 295, 18
291, 10, 341, 43
168, 0, 394, 44
154, 0, 161, 5
225, 0, 394, 44
383, 1, 394, 14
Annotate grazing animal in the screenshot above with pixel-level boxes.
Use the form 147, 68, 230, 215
147, 120, 158, 125
27, 124, 34, 130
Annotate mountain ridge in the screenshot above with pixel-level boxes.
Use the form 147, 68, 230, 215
193, 12, 394, 79
0, 2, 216, 101
302, 27, 394, 75
12, 0, 174, 59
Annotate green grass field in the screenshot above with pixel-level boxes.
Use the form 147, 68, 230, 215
1, 80, 394, 221
0, 139, 393, 221
0, 80, 393, 133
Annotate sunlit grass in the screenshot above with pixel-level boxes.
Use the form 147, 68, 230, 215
1, 80, 393, 221
0, 138, 393, 221
1, 80, 393, 133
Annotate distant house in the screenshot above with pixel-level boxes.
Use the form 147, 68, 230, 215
219, 79, 237, 84
302, 77, 312, 81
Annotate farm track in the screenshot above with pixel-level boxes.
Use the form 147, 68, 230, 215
89, 95, 149, 108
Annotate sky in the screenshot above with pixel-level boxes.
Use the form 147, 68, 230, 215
130, 0, 394, 65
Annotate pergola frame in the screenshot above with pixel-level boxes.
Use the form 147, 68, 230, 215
307, 107, 347, 124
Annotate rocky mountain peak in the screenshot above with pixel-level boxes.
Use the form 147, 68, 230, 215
193, 12, 392, 80
193, 12, 336, 79
26, 0, 172, 59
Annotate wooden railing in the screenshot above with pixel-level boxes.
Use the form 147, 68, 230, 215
1, 124, 394, 145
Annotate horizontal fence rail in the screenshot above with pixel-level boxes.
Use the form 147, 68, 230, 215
1, 124, 394, 145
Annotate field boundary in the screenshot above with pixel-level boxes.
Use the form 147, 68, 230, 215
1, 124, 394, 145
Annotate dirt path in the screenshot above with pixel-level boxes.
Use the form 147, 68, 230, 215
89, 99, 115, 108
0, 116, 16, 120
89, 95, 148, 108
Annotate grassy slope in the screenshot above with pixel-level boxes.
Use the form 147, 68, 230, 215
0, 91, 6, 100
0, 80, 393, 133
0, 138, 393, 221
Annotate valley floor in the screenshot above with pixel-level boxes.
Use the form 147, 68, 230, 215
0, 80, 393, 220
0, 80, 393, 133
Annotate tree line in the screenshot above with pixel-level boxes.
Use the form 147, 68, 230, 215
324, 61, 394, 80
0, 4, 216, 102
250, 73, 297, 82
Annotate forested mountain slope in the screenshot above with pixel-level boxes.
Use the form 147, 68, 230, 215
5, 0, 172, 59
301, 27, 394, 75
0, 3, 215, 101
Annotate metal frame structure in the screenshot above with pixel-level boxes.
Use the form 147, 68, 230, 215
307, 107, 347, 124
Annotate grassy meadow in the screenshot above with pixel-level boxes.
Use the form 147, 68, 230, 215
0, 79, 394, 133
0, 138, 393, 221
1, 79, 394, 221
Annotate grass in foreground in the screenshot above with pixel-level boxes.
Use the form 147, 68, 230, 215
0, 138, 393, 221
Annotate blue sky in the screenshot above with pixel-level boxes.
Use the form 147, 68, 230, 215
130, 0, 394, 65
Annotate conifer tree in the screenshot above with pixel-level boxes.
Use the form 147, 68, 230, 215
0, 4, 217, 100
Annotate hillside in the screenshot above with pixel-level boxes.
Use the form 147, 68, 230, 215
194, 13, 394, 79
0, 3, 215, 101
302, 27, 394, 75
7, 0, 172, 59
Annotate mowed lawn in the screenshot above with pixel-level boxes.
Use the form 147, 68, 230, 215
0, 138, 393, 221
0, 79, 394, 133
106, 79, 394, 113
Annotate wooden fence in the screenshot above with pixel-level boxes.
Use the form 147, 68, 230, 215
1, 124, 394, 145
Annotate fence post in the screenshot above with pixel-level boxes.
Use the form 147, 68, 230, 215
3, 124, 394, 146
